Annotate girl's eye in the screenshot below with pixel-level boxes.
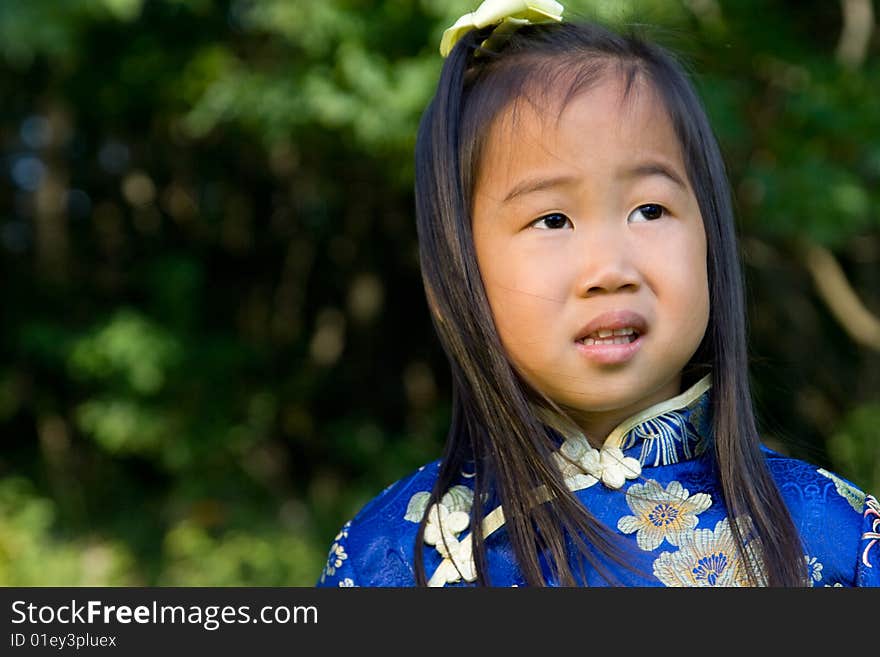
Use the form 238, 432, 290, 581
530, 212, 571, 230
628, 203, 667, 222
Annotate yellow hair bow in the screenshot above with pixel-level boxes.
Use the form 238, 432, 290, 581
439, 0, 565, 57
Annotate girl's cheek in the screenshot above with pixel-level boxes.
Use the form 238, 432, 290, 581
661, 221, 707, 285
499, 248, 567, 302
492, 264, 568, 341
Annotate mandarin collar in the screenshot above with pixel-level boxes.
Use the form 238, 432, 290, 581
535, 373, 713, 470
611, 374, 712, 467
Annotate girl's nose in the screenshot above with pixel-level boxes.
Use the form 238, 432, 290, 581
576, 230, 641, 297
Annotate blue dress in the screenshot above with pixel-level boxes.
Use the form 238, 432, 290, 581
316, 375, 880, 587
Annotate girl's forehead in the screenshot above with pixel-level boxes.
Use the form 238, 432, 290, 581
498, 71, 666, 138
481, 73, 685, 175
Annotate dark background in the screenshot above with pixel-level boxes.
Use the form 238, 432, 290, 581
1, 0, 878, 585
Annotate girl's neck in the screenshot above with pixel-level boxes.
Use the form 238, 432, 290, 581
565, 373, 683, 448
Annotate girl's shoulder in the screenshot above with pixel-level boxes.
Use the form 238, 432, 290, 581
348, 458, 448, 525
760, 444, 869, 513
760, 445, 879, 586
315, 458, 474, 587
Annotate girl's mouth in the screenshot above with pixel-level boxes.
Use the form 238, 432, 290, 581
575, 329, 643, 364
577, 327, 640, 346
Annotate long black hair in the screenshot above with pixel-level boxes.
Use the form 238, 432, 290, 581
413, 20, 807, 586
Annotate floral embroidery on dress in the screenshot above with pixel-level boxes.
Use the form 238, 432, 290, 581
405, 485, 477, 587
804, 555, 823, 585
338, 578, 357, 587
552, 434, 641, 490
862, 495, 880, 568
617, 480, 712, 550
817, 468, 866, 513
325, 542, 347, 576
319, 521, 352, 584
652, 517, 765, 587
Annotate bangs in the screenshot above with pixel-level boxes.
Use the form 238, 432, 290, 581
458, 51, 660, 219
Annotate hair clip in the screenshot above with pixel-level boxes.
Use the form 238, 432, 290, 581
439, 0, 565, 58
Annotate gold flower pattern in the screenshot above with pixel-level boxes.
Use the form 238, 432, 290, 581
618, 480, 712, 550
652, 518, 765, 587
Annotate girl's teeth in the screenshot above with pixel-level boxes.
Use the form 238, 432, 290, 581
591, 327, 636, 339
582, 335, 637, 346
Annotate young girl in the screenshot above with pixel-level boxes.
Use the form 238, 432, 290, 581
317, 1, 879, 587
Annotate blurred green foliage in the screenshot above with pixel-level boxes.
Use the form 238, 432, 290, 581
0, 0, 878, 585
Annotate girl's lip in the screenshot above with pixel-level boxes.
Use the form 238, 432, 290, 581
574, 334, 643, 365
574, 310, 648, 342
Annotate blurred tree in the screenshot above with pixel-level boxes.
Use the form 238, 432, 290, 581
0, 0, 877, 585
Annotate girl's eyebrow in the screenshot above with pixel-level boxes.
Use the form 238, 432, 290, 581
501, 161, 687, 205
502, 175, 578, 204
620, 161, 688, 190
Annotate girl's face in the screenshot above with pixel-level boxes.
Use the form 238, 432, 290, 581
472, 73, 709, 441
